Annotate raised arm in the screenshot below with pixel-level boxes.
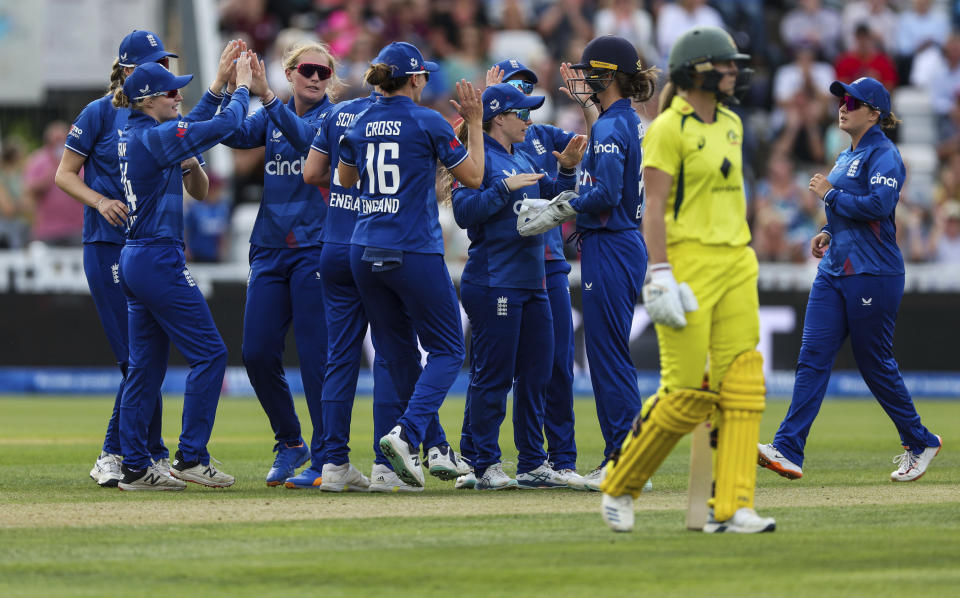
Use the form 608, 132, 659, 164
185, 39, 244, 122
448, 80, 484, 188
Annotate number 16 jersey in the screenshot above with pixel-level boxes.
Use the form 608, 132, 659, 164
339, 95, 468, 254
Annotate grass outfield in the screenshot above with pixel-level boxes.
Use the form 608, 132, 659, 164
1, 395, 957, 597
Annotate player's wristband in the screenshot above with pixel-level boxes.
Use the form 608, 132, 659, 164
558, 165, 576, 176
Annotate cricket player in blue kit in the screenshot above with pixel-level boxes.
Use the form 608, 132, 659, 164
113, 57, 256, 490
472, 59, 596, 490
759, 77, 942, 483
337, 42, 486, 488
520, 36, 659, 490
217, 43, 336, 486
301, 81, 469, 492
55, 31, 243, 486
453, 83, 585, 490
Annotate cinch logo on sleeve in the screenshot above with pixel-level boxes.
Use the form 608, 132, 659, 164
870, 173, 898, 188
593, 141, 619, 154
69, 125, 82, 138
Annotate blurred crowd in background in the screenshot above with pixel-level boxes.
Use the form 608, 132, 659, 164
2, 0, 960, 266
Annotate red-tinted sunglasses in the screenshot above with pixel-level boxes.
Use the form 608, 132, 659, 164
295, 63, 332, 80
839, 94, 876, 112
156, 57, 170, 68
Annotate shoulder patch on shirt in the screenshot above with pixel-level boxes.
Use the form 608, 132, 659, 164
449, 138, 461, 150
176, 121, 189, 139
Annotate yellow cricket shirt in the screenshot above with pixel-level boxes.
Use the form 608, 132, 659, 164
642, 95, 751, 247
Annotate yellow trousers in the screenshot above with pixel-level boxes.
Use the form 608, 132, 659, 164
655, 242, 760, 391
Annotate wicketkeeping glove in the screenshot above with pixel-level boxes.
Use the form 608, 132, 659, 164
517, 191, 578, 236
642, 263, 698, 328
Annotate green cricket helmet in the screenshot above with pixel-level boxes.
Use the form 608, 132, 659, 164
668, 26, 751, 103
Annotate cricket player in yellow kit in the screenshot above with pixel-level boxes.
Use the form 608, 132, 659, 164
600, 26, 775, 534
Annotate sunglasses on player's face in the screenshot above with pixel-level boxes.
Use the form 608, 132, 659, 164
506, 79, 534, 95
505, 108, 531, 121
839, 94, 876, 112
156, 57, 170, 69
295, 62, 332, 80
150, 89, 180, 99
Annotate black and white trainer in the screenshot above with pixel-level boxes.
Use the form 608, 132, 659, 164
426, 444, 471, 480
118, 462, 186, 491
379, 425, 425, 487
170, 450, 235, 488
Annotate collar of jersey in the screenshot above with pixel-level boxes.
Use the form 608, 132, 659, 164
288, 94, 331, 118
484, 132, 514, 156
377, 94, 414, 105
127, 110, 163, 127
854, 124, 887, 149
598, 97, 632, 118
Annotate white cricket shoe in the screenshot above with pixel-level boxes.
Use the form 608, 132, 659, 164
170, 451, 235, 488
320, 462, 371, 492
891, 435, 942, 482
369, 464, 423, 493
118, 463, 186, 492
757, 443, 803, 480
601, 493, 634, 532
454, 472, 477, 489
703, 508, 776, 534
426, 444, 471, 480
379, 425, 425, 487
475, 463, 518, 490
582, 465, 606, 492
90, 452, 123, 487
555, 468, 588, 490
517, 462, 567, 489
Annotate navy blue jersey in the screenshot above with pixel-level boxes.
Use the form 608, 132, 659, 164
65, 90, 220, 244
339, 95, 468, 253
310, 92, 378, 244
120, 88, 249, 242
821, 125, 906, 276
516, 123, 575, 263
569, 98, 644, 231
453, 134, 576, 289
221, 93, 332, 248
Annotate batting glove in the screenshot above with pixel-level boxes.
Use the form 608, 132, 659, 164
642, 263, 697, 328
517, 191, 578, 237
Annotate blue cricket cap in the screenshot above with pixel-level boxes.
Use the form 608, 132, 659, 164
118, 30, 178, 67
572, 35, 641, 74
482, 83, 544, 122
122, 62, 193, 101
375, 42, 439, 78
830, 77, 891, 116
493, 59, 538, 84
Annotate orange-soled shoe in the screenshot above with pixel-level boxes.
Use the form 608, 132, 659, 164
757, 443, 803, 480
